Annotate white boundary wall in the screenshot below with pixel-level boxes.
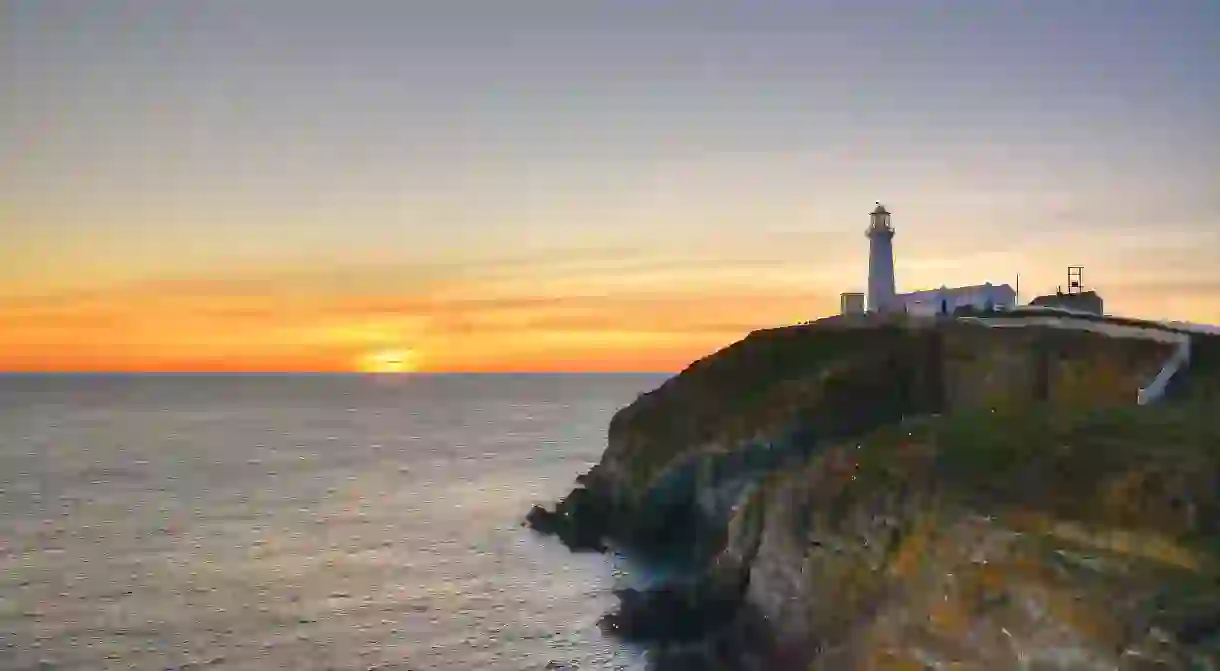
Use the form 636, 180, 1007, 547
964, 315, 1190, 345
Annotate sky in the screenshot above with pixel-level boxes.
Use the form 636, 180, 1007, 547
2, 0, 1218, 372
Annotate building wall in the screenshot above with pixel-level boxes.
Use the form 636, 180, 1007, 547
899, 284, 1016, 317
1029, 291, 1104, 315
840, 293, 865, 315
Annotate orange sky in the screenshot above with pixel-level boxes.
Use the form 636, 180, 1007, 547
2, 236, 1218, 373
4, 180, 1218, 373
4, 3, 1218, 372
0, 257, 840, 372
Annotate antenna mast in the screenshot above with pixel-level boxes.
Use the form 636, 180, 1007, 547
1068, 266, 1084, 295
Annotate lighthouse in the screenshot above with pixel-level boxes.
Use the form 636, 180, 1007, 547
866, 202, 897, 313
838, 201, 1018, 319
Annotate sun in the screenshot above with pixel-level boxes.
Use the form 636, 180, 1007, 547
358, 348, 419, 374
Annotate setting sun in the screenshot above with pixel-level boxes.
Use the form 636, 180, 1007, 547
358, 348, 419, 374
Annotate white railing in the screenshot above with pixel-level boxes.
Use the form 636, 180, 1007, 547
1137, 336, 1192, 405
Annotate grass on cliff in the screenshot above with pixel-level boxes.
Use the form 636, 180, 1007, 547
613, 319, 936, 494
775, 403, 1220, 663
846, 402, 1220, 555
1184, 331, 1220, 401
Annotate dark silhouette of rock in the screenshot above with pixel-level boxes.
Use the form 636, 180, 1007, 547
524, 487, 610, 553
600, 579, 739, 643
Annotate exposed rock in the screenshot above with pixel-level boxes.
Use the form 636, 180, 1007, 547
600, 580, 738, 643
741, 406, 1220, 668
524, 486, 610, 553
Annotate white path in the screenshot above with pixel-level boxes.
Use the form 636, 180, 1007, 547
1003, 306, 1220, 336
1156, 320, 1220, 335
1138, 337, 1192, 405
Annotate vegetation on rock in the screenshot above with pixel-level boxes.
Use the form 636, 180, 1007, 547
527, 315, 1220, 669
743, 403, 1220, 668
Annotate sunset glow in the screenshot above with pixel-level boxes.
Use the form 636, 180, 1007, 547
3, 3, 1218, 373
358, 349, 419, 374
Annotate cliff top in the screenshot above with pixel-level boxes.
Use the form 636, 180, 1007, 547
594, 314, 1212, 501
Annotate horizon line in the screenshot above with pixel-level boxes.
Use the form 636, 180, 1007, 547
0, 371, 676, 376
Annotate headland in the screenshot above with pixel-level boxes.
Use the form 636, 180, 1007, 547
527, 312, 1220, 669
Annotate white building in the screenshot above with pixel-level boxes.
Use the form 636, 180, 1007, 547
840, 292, 865, 315
851, 203, 1016, 316
897, 283, 1017, 317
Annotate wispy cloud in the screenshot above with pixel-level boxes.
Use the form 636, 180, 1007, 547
0, 256, 833, 371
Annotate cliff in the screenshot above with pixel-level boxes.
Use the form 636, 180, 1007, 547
527, 315, 1220, 669
731, 405, 1220, 668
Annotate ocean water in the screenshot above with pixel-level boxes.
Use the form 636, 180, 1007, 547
0, 373, 668, 671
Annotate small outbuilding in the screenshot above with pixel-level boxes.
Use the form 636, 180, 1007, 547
840, 292, 865, 316
1029, 290, 1104, 315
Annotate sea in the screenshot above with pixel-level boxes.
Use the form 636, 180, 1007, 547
0, 373, 670, 671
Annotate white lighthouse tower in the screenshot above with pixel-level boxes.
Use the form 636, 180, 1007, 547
866, 202, 897, 313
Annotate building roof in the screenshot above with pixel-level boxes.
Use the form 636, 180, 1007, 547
871, 203, 890, 215
898, 283, 1016, 300
1029, 290, 1101, 305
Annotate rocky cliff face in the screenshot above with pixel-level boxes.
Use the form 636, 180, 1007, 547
738, 407, 1220, 668
527, 315, 1220, 669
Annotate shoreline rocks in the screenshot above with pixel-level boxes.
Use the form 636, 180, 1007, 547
523, 486, 612, 553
